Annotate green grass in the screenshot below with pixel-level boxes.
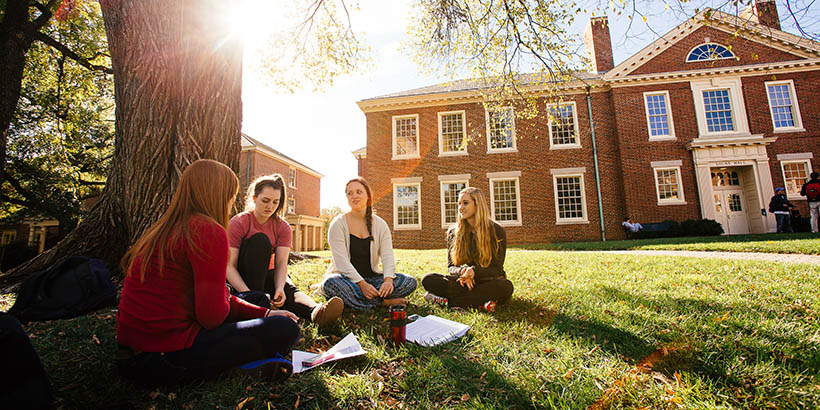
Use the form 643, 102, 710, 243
3, 249, 819, 409
518, 232, 820, 255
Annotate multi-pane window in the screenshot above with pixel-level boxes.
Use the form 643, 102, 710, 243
728, 193, 743, 212
392, 115, 419, 159
766, 81, 802, 131
486, 107, 516, 151
555, 176, 585, 221
702, 89, 734, 133
781, 160, 810, 198
289, 168, 297, 188
655, 168, 684, 203
438, 111, 466, 154
686, 43, 735, 62
0, 231, 15, 245
489, 177, 521, 224
441, 181, 467, 225
394, 183, 421, 229
548, 103, 579, 148
287, 198, 295, 214
644, 92, 674, 139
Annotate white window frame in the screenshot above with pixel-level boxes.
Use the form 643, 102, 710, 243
547, 101, 581, 150
437, 110, 468, 157
651, 161, 686, 205
287, 197, 296, 214
780, 159, 812, 200
685, 43, 736, 63
392, 177, 422, 230
438, 174, 471, 228
487, 171, 522, 226
485, 107, 517, 153
643, 91, 676, 141
392, 114, 421, 160
765, 79, 804, 133
288, 168, 297, 188
690, 78, 750, 138
550, 168, 589, 225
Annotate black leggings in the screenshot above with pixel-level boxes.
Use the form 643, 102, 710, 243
119, 316, 300, 386
421, 273, 513, 308
236, 233, 313, 319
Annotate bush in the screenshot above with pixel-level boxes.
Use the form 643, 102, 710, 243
680, 218, 723, 236
0, 240, 38, 272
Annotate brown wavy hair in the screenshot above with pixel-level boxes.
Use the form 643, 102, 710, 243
451, 187, 498, 267
346, 177, 374, 241
244, 174, 287, 219
121, 159, 239, 281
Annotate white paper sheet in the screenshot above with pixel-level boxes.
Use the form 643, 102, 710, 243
405, 315, 470, 347
292, 333, 366, 373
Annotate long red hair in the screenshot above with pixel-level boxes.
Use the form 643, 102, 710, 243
121, 159, 239, 281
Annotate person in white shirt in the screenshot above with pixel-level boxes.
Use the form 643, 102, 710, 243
622, 217, 643, 233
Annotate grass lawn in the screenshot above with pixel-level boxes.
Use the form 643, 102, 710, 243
519, 232, 820, 255
2, 249, 819, 409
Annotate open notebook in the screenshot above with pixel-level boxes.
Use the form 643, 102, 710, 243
405, 315, 470, 347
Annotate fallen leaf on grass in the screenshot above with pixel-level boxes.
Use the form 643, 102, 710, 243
294, 394, 300, 409
149, 391, 160, 400
461, 393, 470, 401
586, 346, 599, 355
236, 397, 253, 410
543, 348, 554, 353
563, 369, 575, 379
674, 371, 682, 386
58, 382, 80, 392
713, 312, 729, 322
479, 372, 487, 383
167, 393, 176, 401
91, 334, 100, 345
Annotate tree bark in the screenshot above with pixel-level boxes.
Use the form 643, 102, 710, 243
0, 0, 243, 291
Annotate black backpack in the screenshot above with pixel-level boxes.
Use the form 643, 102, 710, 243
8, 256, 118, 323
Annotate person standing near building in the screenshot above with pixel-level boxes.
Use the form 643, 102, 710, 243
768, 187, 795, 233
421, 187, 514, 312
227, 174, 343, 326
800, 171, 820, 233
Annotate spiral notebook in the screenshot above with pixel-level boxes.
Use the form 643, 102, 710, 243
405, 315, 470, 347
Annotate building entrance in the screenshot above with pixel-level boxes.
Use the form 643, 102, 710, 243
711, 168, 750, 234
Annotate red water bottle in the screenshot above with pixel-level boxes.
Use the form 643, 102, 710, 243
390, 304, 406, 345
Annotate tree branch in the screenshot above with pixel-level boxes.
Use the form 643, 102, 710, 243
31, 0, 60, 29
34, 31, 114, 74
0, 194, 32, 208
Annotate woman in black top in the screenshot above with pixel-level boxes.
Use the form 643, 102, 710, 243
421, 187, 513, 311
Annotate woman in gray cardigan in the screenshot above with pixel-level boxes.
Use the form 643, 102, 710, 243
319, 177, 417, 310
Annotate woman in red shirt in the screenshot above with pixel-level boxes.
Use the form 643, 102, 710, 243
117, 159, 301, 385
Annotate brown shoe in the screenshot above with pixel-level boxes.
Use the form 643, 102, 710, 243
310, 296, 343, 325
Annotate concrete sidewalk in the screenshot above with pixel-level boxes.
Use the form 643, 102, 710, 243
584, 250, 820, 266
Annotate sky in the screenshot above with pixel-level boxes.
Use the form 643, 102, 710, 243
238, 0, 817, 210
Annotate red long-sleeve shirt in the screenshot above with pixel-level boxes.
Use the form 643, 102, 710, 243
117, 216, 268, 353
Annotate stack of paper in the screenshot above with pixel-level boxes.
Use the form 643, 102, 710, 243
405, 315, 470, 347
292, 333, 366, 373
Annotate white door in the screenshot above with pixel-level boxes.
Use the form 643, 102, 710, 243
724, 189, 749, 234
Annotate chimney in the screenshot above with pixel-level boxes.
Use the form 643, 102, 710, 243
739, 0, 780, 30
584, 17, 614, 73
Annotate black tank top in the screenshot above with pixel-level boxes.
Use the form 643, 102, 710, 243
349, 234, 377, 278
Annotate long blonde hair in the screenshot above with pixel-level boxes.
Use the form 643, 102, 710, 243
121, 159, 239, 281
451, 187, 498, 267
244, 173, 287, 219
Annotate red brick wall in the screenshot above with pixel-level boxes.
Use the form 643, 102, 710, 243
239, 150, 321, 218
631, 26, 803, 76
365, 92, 628, 248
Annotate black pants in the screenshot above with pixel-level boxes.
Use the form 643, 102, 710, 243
118, 316, 300, 386
421, 273, 514, 308
237, 233, 313, 319
0, 313, 52, 409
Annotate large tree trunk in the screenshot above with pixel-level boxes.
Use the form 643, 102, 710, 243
0, 0, 243, 291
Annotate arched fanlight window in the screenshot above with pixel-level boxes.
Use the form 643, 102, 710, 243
686, 43, 735, 62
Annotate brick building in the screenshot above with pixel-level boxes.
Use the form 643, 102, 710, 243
240, 134, 324, 251
355, 1, 820, 248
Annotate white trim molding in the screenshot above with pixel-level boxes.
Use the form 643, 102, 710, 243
776, 152, 814, 161
551, 172, 589, 225
391, 176, 423, 184
764, 79, 805, 133
439, 178, 470, 228
643, 90, 676, 141
437, 110, 468, 157
392, 114, 421, 160
488, 174, 522, 226
652, 165, 687, 205
547, 101, 581, 150
392, 181, 422, 230
779, 159, 813, 200
690, 77, 750, 138
650, 160, 682, 168
485, 106, 517, 154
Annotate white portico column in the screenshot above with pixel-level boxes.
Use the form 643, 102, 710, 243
754, 158, 777, 232
694, 163, 716, 221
